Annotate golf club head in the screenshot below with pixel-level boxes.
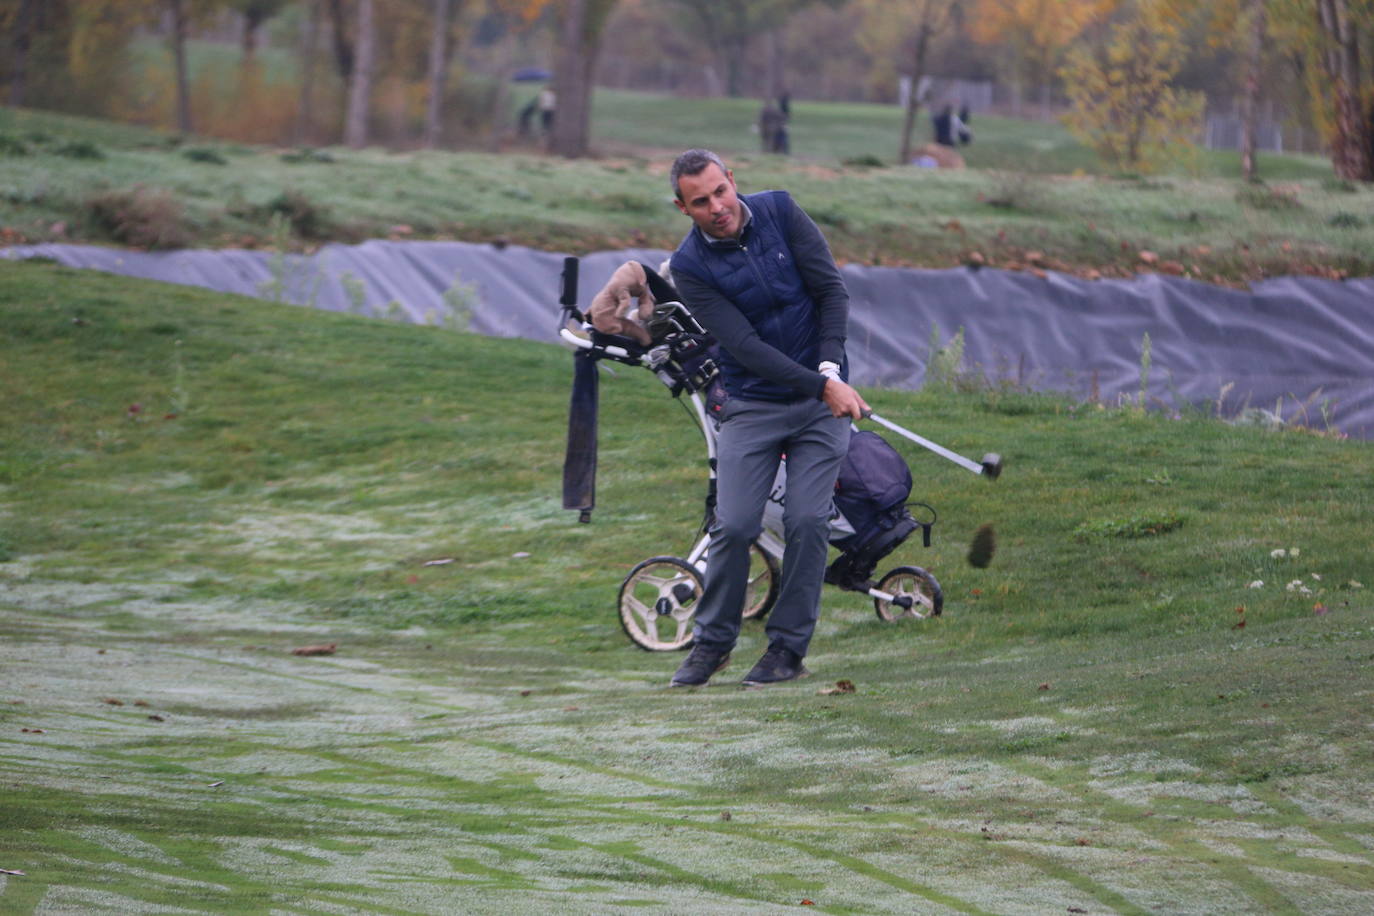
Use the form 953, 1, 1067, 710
980, 453, 1003, 480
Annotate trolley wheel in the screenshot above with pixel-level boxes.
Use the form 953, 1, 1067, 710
874, 565, 944, 621
742, 541, 780, 621
619, 556, 703, 651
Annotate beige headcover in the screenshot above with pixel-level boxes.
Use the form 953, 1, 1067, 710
587, 260, 655, 346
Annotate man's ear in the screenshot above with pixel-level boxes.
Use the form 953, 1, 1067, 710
673, 197, 688, 216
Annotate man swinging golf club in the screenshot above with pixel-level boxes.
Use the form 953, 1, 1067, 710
667, 148, 868, 688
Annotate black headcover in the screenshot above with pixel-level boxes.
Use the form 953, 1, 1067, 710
639, 261, 677, 303
562, 349, 598, 523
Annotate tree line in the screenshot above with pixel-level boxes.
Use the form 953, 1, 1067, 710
2, 0, 1371, 180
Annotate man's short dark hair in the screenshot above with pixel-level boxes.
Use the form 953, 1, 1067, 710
670, 148, 728, 200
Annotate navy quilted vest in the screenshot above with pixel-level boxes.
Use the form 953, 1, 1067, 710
672, 190, 819, 401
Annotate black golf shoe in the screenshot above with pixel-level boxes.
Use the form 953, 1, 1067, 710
741, 643, 809, 687
669, 644, 731, 688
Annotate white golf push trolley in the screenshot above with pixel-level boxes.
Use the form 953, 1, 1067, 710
556, 256, 1000, 652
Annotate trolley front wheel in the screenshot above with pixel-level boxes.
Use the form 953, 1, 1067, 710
619, 556, 702, 651
874, 566, 943, 621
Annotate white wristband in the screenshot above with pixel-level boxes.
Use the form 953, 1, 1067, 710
818, 361, 841, 381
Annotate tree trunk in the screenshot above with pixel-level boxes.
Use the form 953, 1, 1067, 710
765, 29, 785, 99
898, 25, 933, 164
423, 0, 452, 148
344, 0, 375, 148
168, 0, 194, 134
1239, 0, 1267, 181
241, 11, 262, 65
550, 0, 617, 159
1315, 0, 1372, 181
327, 0, 355, 81
7, 0, 37, 108
295, 0, 322, 144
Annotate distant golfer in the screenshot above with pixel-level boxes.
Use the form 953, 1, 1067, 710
667, 148, 867, 688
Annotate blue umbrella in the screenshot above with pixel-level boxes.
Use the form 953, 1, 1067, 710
512, 67, 552, 82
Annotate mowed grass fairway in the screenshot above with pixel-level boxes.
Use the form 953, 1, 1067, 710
3, 260, 1373, 914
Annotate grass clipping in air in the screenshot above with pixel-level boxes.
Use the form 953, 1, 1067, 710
967, 523, 997, 568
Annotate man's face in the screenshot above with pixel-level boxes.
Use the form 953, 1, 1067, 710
674, 163, 743, 239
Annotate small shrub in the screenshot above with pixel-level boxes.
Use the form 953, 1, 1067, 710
925, 325, 970, 390
1329, 212, 1363, 228
183, 147, 228, 165
55, 140, 105, 160
83, 186, 190, 249
842, 154, 887, 169
0, 134, 29, 156
280, 148, 335, 165
588, 191, 658, 214
807, 206, 851, 230
982, 172, 1043, 211
1235, 183, 1300, 210
262, 189, 332, 239
1320, 176, 1358, 193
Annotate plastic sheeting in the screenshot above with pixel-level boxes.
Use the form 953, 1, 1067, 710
5, 240, 1372, 437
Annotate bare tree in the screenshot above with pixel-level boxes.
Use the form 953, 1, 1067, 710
1313, 0, 1372, 181
549, 0, 619, 158
423, 0, 454, 148
344, 0, 375, 147
6, 0, 39, 108
168, 0, 194, 134
295, 0, 324, 143
1238, 0, 1267, 181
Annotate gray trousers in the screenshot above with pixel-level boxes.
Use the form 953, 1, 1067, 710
692, 397, 850, 657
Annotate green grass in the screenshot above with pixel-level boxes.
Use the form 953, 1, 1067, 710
2, 261, 1372, 913
3, 102, 1371, 283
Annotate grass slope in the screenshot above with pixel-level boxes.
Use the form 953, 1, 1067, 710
3, 104, 1373, 284
2, 261, 1373, 914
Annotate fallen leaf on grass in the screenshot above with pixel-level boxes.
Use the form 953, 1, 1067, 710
292, 643, 336, 656
1038, 683, 1051, 691
422, 558, 455, 566
800, 901, 815, 907
147, 715, 165, 722
20, 728, 45, 734
102, 697, 124, 706
720, 811, 732, 821
1, 869, 25, 876
819, 680, 856, 695
208, 781, 224, 788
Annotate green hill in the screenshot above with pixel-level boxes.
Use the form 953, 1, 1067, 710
3, 104, 1372, 283
2, 261, 1372, 912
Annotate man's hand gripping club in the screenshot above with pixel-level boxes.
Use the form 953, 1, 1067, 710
822, 377, 869, 420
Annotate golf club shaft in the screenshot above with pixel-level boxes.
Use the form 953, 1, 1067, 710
863, 411, 986, 475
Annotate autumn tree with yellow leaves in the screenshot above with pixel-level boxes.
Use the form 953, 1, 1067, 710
968, 0, 1117, 111
1059, 1, 1205, 172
